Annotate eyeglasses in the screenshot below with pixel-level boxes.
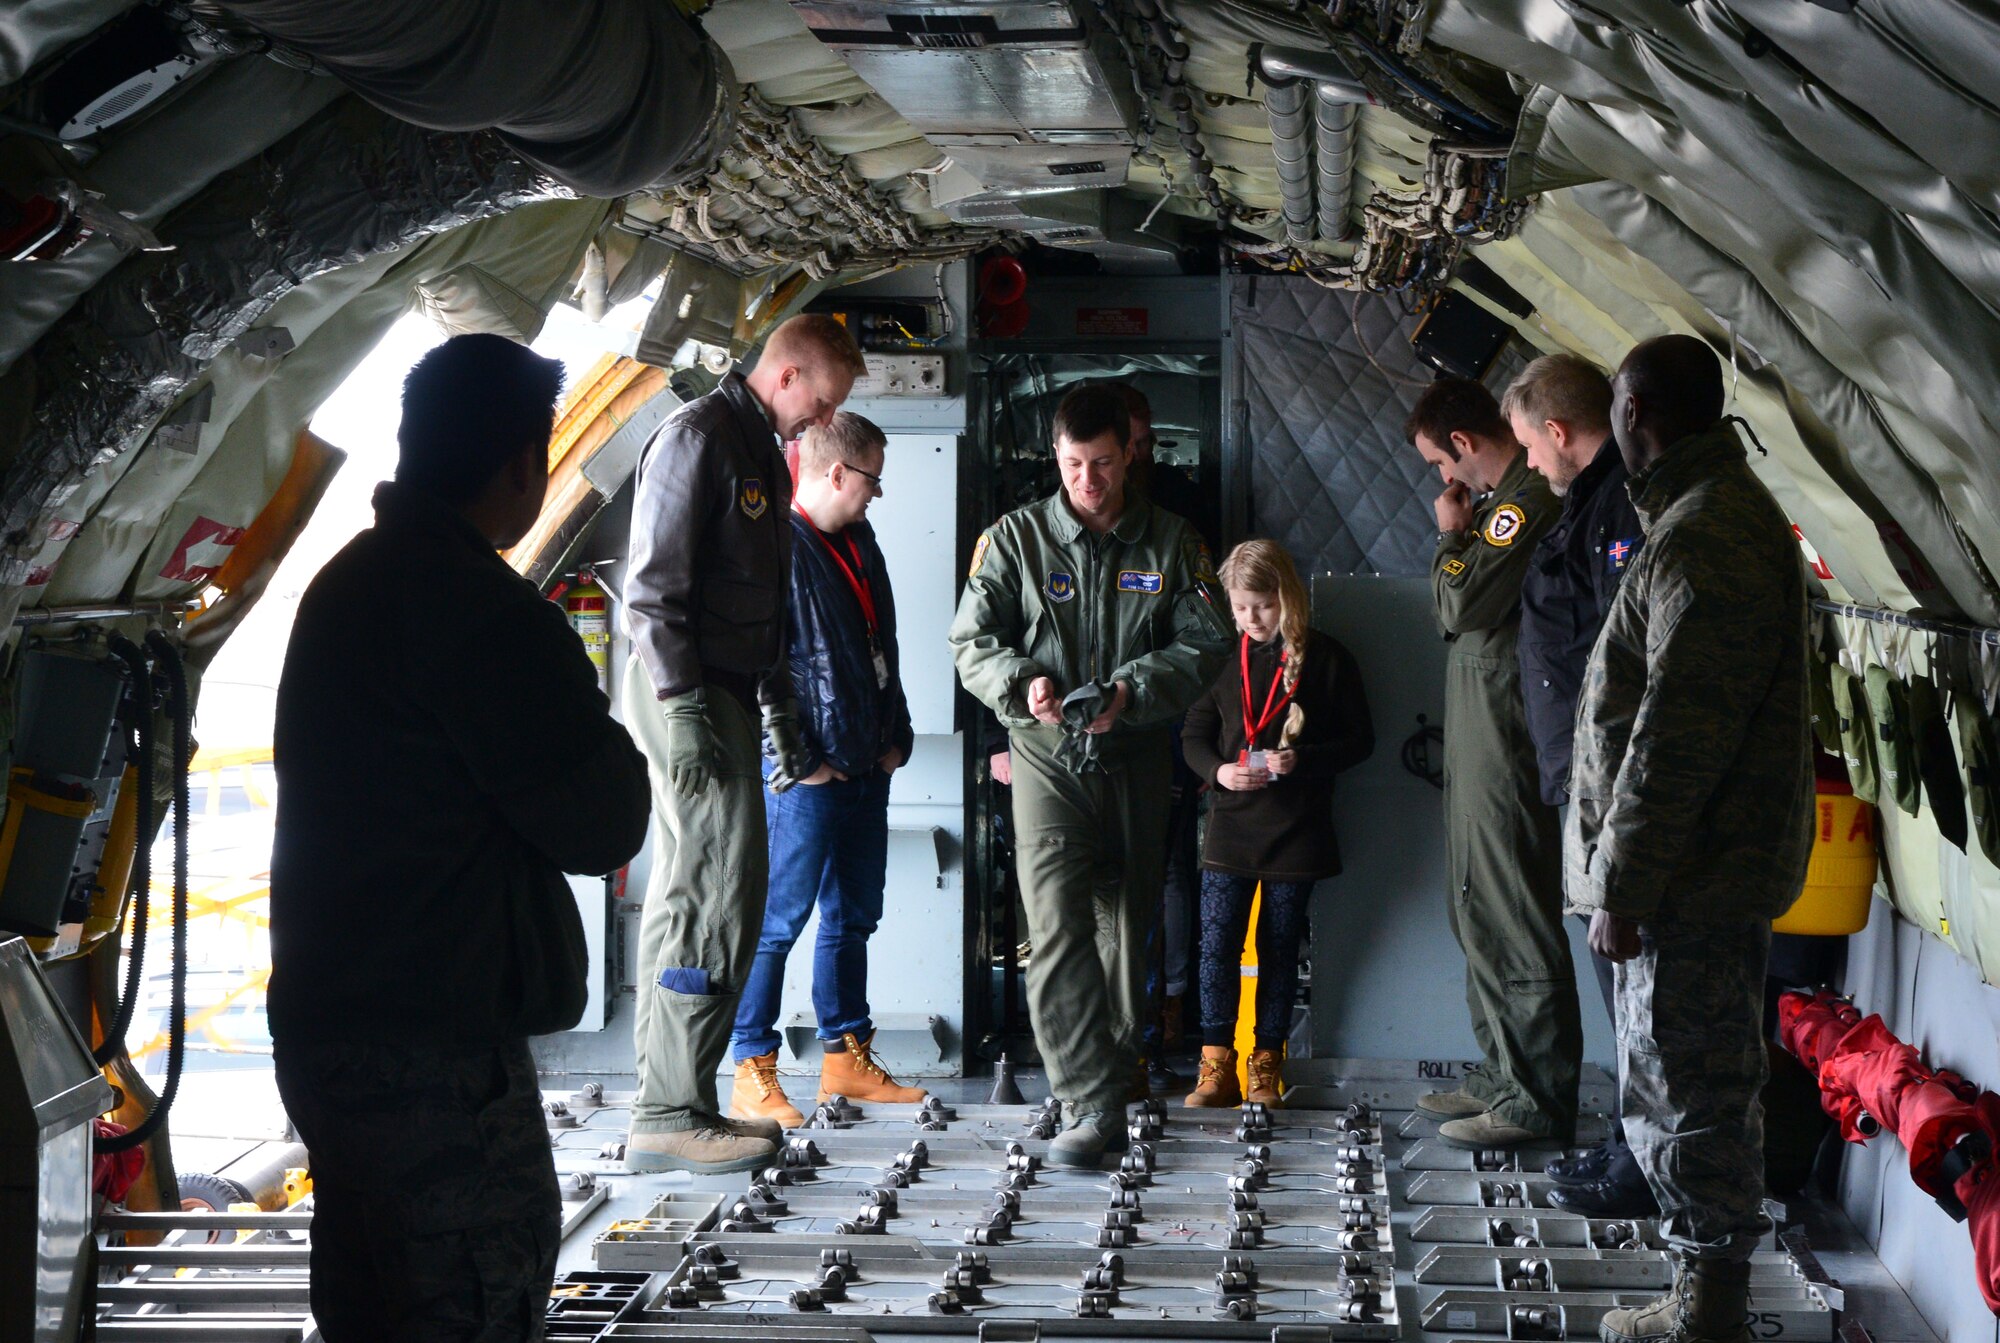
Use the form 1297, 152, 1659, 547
845, 464, 884, 494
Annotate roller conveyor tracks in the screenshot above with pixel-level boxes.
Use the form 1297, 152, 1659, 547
87, 1060, 1846, 1340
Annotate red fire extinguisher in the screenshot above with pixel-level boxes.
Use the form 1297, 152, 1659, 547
565, 567, 611, 695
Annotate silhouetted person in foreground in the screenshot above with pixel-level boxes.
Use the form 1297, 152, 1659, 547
270, 333, 650, 1342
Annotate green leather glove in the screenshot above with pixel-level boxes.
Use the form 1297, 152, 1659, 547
763, 699, 810, 794
661, 689, 716, 799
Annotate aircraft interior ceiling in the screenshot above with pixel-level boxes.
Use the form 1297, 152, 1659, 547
1, 1, 1996, 952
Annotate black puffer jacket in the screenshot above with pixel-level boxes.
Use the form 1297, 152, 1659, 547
782, 512, 914, 777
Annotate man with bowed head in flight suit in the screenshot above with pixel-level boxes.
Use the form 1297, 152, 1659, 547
1406, 376, 1584, 1154
950, 383, 1231, 1168
621, 313, 867, 1175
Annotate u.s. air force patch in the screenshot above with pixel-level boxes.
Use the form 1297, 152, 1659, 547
1046, 571, 1076, 602
1483, 503, 1526, 547
969, 533, 991, 578
739, 477, 769, 520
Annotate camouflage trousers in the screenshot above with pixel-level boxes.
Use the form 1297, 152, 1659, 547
1615, 912, 1773, 1262
275, 1037, 559, 1342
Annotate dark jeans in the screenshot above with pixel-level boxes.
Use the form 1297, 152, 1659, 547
274, 1037, 558, 1343
1197, 871, 1312, 1049
731, 765, 891, 1060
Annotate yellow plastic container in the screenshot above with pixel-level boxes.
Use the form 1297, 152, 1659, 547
1231, 888, 1272, 1088
1773, 791, 1878, 936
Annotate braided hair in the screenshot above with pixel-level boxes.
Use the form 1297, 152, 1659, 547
1217, 539, 1311, 746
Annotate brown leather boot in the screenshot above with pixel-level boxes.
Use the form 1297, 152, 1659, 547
731, 1053, 804, 1130
1245, 1047, 1285, 1107
818, 1031, 927, 1104
1183, 1046, 1242, 1108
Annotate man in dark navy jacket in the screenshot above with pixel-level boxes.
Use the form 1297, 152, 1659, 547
1502, 351, 1653, 1218
271, 334, 650, 1341
727, 411, 926, 1127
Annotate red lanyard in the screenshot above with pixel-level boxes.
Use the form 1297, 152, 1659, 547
1240, 635, 1295, 749
796, 504, 877, 637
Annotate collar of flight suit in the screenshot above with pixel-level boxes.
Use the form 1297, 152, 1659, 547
1625, 423, 1749, 529
371, 479, 502, 558
1044, 488, 1155, 546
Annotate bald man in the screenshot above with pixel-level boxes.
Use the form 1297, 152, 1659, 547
623, 314, 866, 1175
1568, 335, 1812, 1343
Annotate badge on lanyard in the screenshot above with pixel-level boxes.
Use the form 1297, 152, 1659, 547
799, 504, 889, 691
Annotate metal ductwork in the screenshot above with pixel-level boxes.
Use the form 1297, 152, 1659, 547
1314, 93, 1358, 242
1264, 81, 1315, 248
1253, 44, 1368, 246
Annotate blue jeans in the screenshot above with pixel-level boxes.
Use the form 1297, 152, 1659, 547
730, 766, 892, 1061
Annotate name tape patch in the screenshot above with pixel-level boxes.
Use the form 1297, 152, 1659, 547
1117, 570, 1164, 594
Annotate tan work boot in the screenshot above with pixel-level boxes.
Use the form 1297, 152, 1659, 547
1599, 1257, 1751, 1343
818, 1031, 927, 1104
1437, 1110, 1547, 1150
1245, 1047, 1285, 1107
731, 1053, 804, 1131
1183, 1046, 1242, 1108
623, 1123, 777, 1175
1414, 1088, 1488, 1120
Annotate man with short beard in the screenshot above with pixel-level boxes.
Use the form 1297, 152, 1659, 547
1503, 353, 1653, 1218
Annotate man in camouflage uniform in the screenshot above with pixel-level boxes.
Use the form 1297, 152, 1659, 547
1407, 378, 1583, 1151
950, 383, 1230, 1167
1568, 336, 1813, 1343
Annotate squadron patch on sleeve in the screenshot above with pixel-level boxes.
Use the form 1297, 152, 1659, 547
969, 532, 991, 578
1482, 503, 1526, 547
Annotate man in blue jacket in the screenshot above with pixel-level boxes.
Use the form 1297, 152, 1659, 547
728, 411, 927, 1126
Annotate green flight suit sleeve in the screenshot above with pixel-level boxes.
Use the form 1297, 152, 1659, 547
948, 523, 1046, 726
1109, 530, 1233, 726
1590, 533, 1783, 921
1431, 482, 1556, 635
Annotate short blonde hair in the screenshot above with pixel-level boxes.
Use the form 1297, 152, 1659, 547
799, 411, 885, 474
764, 313, 867, 380
1501, 352, 1613, 434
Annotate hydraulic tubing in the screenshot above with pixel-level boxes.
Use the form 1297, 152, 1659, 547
92, 635, 155, 1068
1264, 80, 1317, 248
1314, 90, 1358, 242
100, 633, 190, 1156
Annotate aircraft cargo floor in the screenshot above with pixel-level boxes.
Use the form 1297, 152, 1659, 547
98, 1060, 1938, 1341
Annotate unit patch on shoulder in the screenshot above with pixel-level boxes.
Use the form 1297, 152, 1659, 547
1118, 570, 1164, 594
1442, 557, 1467, 577
969, 533, 991, 578
1045, 570, 1076, 602
739, 476, 769, 520
1606, 536, 1639, 574
1483, 503, 1527, 547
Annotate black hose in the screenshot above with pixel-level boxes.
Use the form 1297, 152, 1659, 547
100, 633, 189, 1156
94, 634, 154, 1069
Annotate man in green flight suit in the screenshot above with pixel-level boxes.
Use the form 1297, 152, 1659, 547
950, 384, 1230, 1167
1406, 377, 1583, 1151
